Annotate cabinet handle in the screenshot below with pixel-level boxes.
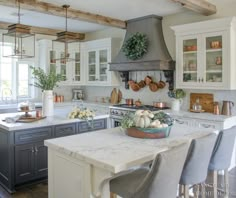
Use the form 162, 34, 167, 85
198, 78, 200, 82
35, 146, 38, 154
31, 147, 35, 153
201, 78, 204, 82
201, 124, 213, 128
175, 119, 184, 124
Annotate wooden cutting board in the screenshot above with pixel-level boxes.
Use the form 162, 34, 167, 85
190, 93, 214, 113
110, 88, 118, 104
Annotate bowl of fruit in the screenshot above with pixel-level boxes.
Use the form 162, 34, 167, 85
121, 110, 174, 139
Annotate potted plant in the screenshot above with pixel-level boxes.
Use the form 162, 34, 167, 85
168, 89, 186, 111
30, 66, 64, 116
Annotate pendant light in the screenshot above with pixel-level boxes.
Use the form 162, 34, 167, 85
52, 4, 80, 63
2, 0, 35, 59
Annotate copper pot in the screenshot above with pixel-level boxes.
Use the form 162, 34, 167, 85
126, 99, 134, 106
153, 102, 167, 108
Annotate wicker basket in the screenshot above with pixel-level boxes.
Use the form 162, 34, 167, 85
126, 125, 172, 139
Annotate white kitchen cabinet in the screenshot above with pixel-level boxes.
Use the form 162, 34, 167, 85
81, 38, 121, 86
38, 40, 84, 86
171, 17, 236, 90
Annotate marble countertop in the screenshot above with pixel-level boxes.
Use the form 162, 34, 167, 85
0, 110, 109, 131
165, 110, 234, 122
45, 125, 216, 173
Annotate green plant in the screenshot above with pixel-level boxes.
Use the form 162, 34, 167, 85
168, 89, 186, 99
122, 32, 148, 60
30, 66, 65, 90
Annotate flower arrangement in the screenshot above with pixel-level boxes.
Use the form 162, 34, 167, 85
168, 89, 186, 99
68, 107, 95, 120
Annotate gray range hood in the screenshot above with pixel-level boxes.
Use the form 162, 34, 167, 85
109, 15, 175, 71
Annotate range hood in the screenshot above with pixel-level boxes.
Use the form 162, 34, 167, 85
109, 15, 175, 71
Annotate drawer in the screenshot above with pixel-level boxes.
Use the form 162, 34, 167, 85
78, 119, 106, 133
195, 120, 222, 130
15, 127, 52, 145
54, 123, 76, 137
173, 117, 193, 127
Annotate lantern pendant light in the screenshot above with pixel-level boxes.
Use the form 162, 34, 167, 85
52, 4, 80, 63
2, 0, 35, 59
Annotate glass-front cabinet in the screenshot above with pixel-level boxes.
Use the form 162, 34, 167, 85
49, 43, 82, 85
87, 49, 108, 82
82, 38, 120, 86
172, 17, 236, 90
179, 33, 224, 88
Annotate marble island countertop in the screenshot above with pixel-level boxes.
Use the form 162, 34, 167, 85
45, 125, 216, 173
0, 110, 109, 131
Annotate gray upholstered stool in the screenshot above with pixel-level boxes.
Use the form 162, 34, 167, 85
208, 125, 236, 198
109, 142, 190, 198
179, 133, 217, 198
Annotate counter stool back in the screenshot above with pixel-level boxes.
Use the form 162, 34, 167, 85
110, 141, 190, 198
208, 125, 236, 198
179, 133, 217, 198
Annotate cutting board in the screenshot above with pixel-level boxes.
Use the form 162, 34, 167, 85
190, 93, 214, 113
110, 88, 119, 104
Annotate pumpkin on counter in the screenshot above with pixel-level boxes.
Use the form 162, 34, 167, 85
134, 110, 154, 128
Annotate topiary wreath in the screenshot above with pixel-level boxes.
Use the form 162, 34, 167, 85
122, 32, 148, 60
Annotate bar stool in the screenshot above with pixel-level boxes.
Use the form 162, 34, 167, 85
109, 142, 190, 198
179, 133, 217, 198
208, 125, 236, 198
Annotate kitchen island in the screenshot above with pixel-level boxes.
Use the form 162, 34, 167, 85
0, 110, 109, 193
45, 125, 217, 198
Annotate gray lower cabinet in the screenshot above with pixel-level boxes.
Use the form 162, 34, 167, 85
78, 119, 107, 133
0, 118, 107, 192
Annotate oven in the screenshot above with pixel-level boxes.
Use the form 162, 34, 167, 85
110, 117, 122, 128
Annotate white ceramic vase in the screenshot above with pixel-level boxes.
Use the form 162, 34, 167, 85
171, 98, 183, 111
42, 90, 54, 116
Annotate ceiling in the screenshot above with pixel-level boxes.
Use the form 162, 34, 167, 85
0, 0, 233, 33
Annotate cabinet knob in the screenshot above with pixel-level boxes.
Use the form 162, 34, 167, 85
201, 78, 204, 82
198, 78, 200, 82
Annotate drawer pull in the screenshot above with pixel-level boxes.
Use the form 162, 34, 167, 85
175, 119, 184, 124
201, 124, 212, 128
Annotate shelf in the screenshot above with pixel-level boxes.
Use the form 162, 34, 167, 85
206, 48, 222, 52
206, 70, 222, 73
183, 51, 197, 54
183, 71, 197, 74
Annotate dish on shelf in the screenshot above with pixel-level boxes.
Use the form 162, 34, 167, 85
190, 109, 205, 113
184, 45, 197, 51
210, 41, 222, 49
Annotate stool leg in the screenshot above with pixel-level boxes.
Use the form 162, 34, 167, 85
184, 185, 189, 198
193, 184, 200, 198
179, 184, 184, 197
201, 183, 206, 198
213, 170, 218, 198
224, 169, 229, 198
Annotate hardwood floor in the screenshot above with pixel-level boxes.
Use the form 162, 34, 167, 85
0, 168, 235, 198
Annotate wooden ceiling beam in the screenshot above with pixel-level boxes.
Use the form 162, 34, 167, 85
172, 0, 216, 16
0, 0, 127, 29
0, 21, 85, 39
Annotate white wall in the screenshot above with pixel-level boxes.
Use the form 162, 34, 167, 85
80, 1, 236, 115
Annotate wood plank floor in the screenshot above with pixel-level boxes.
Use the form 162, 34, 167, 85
0, 168, 235, 198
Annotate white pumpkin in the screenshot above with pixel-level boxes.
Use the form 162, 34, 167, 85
149, 120, 161, 128
135, 115, 151, 128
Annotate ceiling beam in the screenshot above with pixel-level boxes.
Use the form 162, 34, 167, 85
0, 0, 127, 29
172, 0, 216, 16
0, 21, 85, 39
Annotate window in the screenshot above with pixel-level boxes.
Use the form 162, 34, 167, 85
0, 43, 34, 102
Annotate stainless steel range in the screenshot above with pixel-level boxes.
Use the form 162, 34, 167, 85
109, 104, 169, 127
